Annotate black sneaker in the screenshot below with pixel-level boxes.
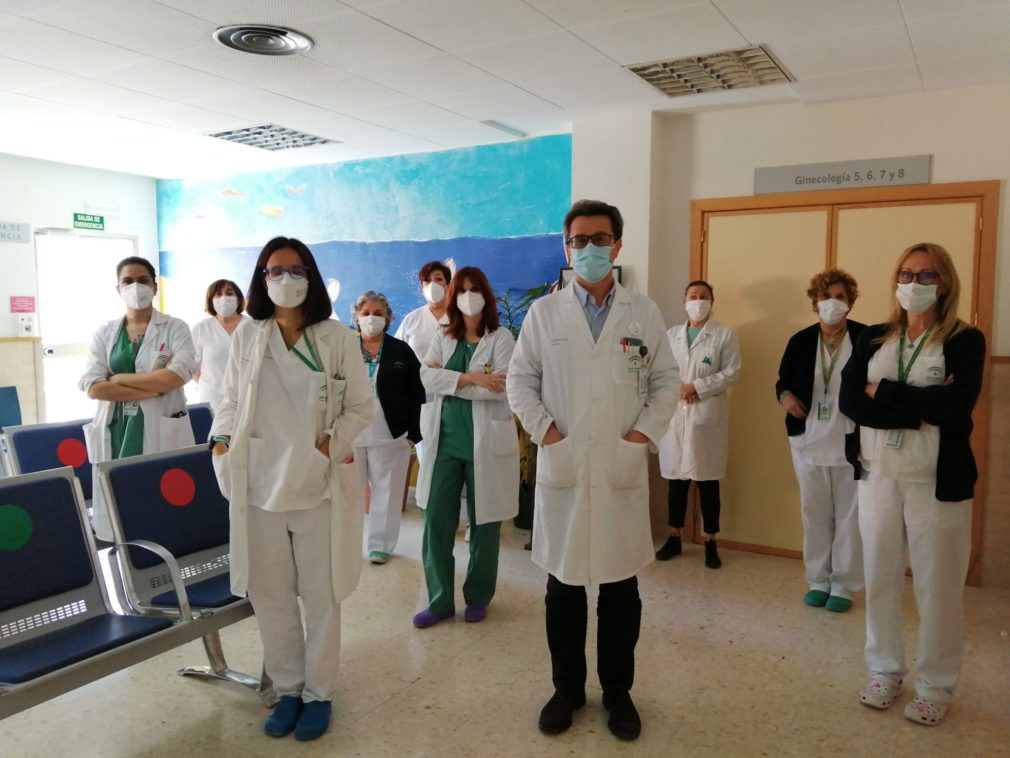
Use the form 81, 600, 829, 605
538, 690, 586, 735
704, 539, 721, 569
602, 690, 641, 740
655, 535, 682, 561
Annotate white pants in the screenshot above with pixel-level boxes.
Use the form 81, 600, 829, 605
791, 455, 862, 598
247, 503, 341, 702
858, 474, 972, 702
355, 439, 412, 554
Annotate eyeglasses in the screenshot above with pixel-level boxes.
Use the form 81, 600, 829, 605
896, 270, 940, 285
566, 232, 616, 249
263, 265, 311, 282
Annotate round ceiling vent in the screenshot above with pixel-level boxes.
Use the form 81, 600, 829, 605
213, 25, 313, 56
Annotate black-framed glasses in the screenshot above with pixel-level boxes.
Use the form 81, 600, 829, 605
565, 232, 616, 249
263, 265, 311, 282
896, 270, 940, 285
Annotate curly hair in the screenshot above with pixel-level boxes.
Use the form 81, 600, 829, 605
806, 268, 858, 307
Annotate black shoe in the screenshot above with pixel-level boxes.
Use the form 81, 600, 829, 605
704, 539, 722, 569
602, 690, 641, 741
655, 535, 682, 560
538, 690, 586, 735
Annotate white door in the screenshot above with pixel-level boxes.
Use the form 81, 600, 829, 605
35, 230, 138, 422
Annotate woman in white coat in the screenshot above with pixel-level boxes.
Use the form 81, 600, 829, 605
191, 278, 247, 414
209, 237, 372, 742
79, 256, 196, 541
657, 280, 741, 569
393, 260, 451, 366
413, 266, 519, 629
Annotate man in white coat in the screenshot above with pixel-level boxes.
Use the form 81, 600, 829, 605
507, 199, 678, 742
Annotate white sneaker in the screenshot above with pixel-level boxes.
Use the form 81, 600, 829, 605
903, 696, 948, 725
859, 677, 902, 710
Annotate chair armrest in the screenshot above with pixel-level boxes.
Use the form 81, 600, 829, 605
108, 539, 195, 622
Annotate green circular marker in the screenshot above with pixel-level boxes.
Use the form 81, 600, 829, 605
0, 505, 33, 551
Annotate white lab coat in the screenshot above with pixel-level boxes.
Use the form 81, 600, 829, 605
415, 327, 519, 525
192, 315, 247, 413
210, 318, 373, 601
395, 304, 448, 364
507, 284, 679, 586
659, 320, 741, 481
79, 309, 197, 540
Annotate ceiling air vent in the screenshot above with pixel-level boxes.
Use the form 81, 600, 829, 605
208, 124, 334, 151
627, 44, 792, 98
213, 25, 313, 56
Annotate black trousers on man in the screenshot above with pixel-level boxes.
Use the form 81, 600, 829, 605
545, 574, 641, 698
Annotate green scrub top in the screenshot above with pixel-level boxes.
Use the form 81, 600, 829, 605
108, 323, 145, 459
438, 341, 477, 461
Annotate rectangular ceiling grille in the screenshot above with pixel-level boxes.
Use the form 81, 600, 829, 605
628, 45, 792, 98
207, 124, 334, 151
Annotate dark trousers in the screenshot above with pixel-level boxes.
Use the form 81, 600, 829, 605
667, 478, 721, 534
545, 574, 641, 697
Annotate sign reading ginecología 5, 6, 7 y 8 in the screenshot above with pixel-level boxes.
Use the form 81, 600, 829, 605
755, 155, 932, 195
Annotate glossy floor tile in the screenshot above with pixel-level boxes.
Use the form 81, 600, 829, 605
2, 508, 1008, 757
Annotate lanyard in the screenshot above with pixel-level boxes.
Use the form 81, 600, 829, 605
290, 332, 323, 373
898, 324, 934, 383
359, 336, 383, 379
818, 329, 845, 394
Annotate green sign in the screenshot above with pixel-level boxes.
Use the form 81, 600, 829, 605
73, 213, 104, 230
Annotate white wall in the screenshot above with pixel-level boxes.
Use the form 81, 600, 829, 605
649, 84, 1010, 353
0, 154, 158, 338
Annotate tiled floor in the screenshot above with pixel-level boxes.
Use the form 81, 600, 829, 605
3, 508, 1008, 757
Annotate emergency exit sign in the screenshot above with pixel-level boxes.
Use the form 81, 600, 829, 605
73, 212, 105, 230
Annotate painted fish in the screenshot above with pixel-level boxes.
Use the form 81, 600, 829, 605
283, 184, 306, 195
260, 205, 285, 217
221, 188, 244, 197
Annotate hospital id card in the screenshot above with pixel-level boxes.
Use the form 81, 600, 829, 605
817, 401, 831, 421
884, 429, 903, 449
124, 401, 140, 417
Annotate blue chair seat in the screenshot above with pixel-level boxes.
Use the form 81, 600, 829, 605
150, 573, 241, 609
0, 614, 173, 684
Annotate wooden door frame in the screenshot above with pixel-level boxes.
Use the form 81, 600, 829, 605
690, 180, 1000, 586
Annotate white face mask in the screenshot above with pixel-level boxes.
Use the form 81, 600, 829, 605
457, 291, 485, 317
817, 297, 849, 326
358, 314, 386, 338
685, 299, 711, 322
422, 281, 445, 305
266, 274, 308, 309
213, 295, 238, 317
120, 282, 155, 310
896, 282, 938, 314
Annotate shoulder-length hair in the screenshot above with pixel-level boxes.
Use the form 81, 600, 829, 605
204, 279, 245, 315
878, 242, 964, 346
806, 268, 858, 307
443, 266, 500, 341
245, 237, 332, 327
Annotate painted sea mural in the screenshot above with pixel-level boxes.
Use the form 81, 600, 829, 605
156, 135, 572, 335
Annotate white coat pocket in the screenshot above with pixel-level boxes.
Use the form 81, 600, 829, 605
328, 378, 347, 413
212, 453, 231, 499
417, 404, 438, 462
490, 418, 517, 456
609, 439, 648, 490
536, 436, 576, 489
159, 413, 196, 451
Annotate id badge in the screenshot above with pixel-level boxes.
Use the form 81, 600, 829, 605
124, 401, 140, 417
884, 429, 903, 449
817, 401, 831, 421
154, 353, 170, 369
639, 370, 648, 397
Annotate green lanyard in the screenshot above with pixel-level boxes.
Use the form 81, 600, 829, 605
290, 332, 323, 373
818, 329, 845, 394
897, 324, 934, 384
358, 335, 383, 379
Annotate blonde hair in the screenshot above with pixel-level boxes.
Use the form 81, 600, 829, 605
878, 242, 964, 346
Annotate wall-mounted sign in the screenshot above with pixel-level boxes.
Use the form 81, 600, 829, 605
10, 296, 36, 313
0, 221, 30, 243
755, 155, 932, 195
73, 212, 105, 230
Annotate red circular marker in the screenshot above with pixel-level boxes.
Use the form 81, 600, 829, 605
160, 468, 195, 507
56, 438, 88, 468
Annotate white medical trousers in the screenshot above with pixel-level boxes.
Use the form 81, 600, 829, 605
858, 474, 972, 702
791, 455, 862, 598
246, 502, 341, 702
356, 438, 412, 554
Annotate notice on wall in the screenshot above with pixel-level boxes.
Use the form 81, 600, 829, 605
755, 155, 932, 195
73, 212, 105, 230
10, 296, 36, 313
0, 221, 30, 243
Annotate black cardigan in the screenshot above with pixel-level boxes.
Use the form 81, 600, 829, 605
838, 323, 985, 502
775, 320, 868, 437
372, 333, 425, 444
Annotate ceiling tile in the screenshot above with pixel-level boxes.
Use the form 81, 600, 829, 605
571, 3, 750, 66
427, 85, 560, 121
0, 15, 146, 75
526, 68, 665, 109
346, 54, 506, 98
486, 111, 571, 136
19, 77, 173, 115
153, 0, 345, 26
300, 9, 442, 70
772, 24, 915, 80
344, 100, 471, 130
712, 0, 906, 43
525, 0, 699, 27
412, 121, 516, 148
454, 31, 615, 87
790, 63, 922, 103
899, 0, 1010, 23
92, 59, 245, 104
120, 102, 255, 133
345, 132, 445, 155
918, 53, 1010, 90
0, 56, 73, 91
907, 7, 1010, 62
263, 61, 407, 111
